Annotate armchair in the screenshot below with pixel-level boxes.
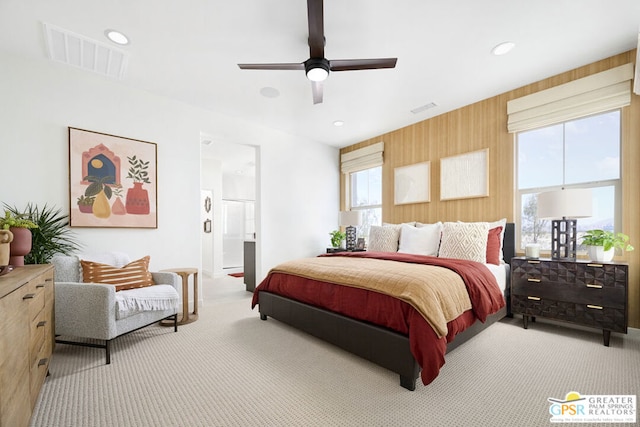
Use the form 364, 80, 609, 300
51, 252, 181, 364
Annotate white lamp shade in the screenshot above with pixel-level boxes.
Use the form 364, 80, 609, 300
537, 188, 593, 219
339, 210, 362, 226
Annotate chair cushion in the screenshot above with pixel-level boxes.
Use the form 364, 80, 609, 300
81, 256, 155, 292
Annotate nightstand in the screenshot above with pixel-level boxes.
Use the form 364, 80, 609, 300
326, 248, 347, 253
510, 257, 628, 346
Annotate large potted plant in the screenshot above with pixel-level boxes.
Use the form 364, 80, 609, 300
3, 203, 81, 264
0, 209, 38, 266
580, 229, 634, 262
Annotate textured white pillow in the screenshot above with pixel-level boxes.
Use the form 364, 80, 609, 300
368, 225, 400, 252
398, 222, 442, 256
438, 222, 489, 263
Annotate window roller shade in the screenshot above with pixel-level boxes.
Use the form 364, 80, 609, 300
507, 63, 634, 133
341, 141, 384, 174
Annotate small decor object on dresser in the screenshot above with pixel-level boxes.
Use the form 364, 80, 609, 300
511, 257, 628, 346
580, 229, 633, 262
0, 209, 38, 266
0, 229, 13, 266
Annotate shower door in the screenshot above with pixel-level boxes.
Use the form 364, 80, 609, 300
222, 200, 255, 270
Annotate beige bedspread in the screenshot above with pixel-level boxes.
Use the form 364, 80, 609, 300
269, 256, 472, 337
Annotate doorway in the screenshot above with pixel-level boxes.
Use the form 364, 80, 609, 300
200, 137, 257, 279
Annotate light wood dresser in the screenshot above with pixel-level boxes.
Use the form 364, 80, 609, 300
0, 264, 54, 427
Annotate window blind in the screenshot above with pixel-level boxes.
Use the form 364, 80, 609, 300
507, 63, 634, 133
340, 141, 384, 174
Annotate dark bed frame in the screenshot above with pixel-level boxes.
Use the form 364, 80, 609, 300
258, 223, 515, 390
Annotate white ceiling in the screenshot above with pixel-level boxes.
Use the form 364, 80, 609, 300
1, 0, 639, 150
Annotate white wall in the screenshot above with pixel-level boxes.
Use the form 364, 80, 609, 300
0, 52, 339, 281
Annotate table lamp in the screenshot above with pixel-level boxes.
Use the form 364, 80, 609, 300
537, 188, 592, 260
339, 211, 362, 251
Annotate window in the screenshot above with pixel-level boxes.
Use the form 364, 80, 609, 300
350, 166, 382, 239
517, 110, 621, 251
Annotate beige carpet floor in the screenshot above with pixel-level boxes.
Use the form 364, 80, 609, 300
31, 277, 640, 427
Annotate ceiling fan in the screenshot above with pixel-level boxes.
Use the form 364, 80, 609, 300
238, 0, 397, 104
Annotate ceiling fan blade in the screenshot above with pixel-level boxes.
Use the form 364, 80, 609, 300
238, 63, 304, 70
329, 58, 397, 71
307, 0, 325, 58
311, 81, 323, 104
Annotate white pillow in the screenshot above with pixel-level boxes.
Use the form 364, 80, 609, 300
383, 222, 416, 228
438, 222, 489, 263
368, 225, 400, 252
398, 222, 442, 256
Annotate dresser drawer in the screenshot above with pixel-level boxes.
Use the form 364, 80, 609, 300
30, 354, 49, 408
29, 310, 47, 367
511, 280, 625, 309
27, 278, 47, 322
512, 259, 627, 287
511, 295, 626, 333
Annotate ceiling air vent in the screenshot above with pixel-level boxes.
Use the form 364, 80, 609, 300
43, 22, 129, 80
410, 102, 437, 114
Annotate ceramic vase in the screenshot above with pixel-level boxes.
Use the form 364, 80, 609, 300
587, 246, 614, 262
9, 227, 32, 266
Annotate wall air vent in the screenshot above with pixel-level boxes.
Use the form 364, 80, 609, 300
410, 102, 437, 114
43, 22, 129, 80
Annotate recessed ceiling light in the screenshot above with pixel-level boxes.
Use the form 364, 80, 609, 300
492, 41, 515, 56
105, 29, 129, 46
333, 120, 344, 127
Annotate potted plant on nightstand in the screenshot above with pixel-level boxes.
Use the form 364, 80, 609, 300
581, 229, 634, 262
329, 230, 346, 249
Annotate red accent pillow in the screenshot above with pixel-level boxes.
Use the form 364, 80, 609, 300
486, 226, 503, 265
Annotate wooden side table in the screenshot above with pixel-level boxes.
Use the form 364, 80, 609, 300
161, 268, 198, 325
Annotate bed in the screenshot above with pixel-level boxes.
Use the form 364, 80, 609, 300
252, 221, 515, 390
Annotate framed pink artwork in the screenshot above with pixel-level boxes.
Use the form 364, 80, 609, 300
68, 127, 158, 228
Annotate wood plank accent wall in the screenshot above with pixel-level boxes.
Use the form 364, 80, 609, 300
340, 50, 640, 329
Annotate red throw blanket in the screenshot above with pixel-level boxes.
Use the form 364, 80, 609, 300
252, 251, 505, 386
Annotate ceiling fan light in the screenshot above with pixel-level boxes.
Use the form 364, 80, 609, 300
306, 66, 328, 82
305, 58, 330, 82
